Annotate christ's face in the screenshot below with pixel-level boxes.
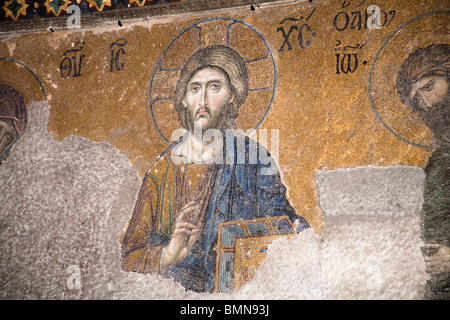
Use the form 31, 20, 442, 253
182, 67, 235, 133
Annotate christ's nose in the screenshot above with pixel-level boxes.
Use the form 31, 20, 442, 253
198, 90, 207, 108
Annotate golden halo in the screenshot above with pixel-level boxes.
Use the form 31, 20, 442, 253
149, 17, 277, 143
368, 10, 449, 149
0, 57, 47, 105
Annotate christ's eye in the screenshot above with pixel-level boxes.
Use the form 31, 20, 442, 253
189, 85, 201, 94
209, 83, 221, 91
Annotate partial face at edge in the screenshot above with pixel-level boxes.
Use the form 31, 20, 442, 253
408, 76, 450, 143
0, 119, 16, 156
409, 76, 449, 111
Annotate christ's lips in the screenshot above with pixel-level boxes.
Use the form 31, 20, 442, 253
196, 107, 209, 117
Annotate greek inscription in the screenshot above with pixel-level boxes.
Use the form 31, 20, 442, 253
277, 8, 317, 52
298, 23, 315, 49
277, 25, 298, 51
59, 41, 85, 79
109, 38, 127, 72
334, 40, 367, 74
333, 6, 396, 31
336, 53, 358, 74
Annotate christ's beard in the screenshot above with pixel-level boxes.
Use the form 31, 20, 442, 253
185, 103, 234, 134
186, 106, 213, 134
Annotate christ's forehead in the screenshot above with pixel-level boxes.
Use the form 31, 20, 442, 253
187, 67, 229, 86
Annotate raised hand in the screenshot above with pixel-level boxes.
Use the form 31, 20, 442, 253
160, 201, 200, 268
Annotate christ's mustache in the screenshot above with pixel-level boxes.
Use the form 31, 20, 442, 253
196, 106, 211, 116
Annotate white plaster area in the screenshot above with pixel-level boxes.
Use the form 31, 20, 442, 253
0, 101, 429, 299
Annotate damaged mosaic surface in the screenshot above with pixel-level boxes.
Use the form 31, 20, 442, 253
0, 0, 448, 299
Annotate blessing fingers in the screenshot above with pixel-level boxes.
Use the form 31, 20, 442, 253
177, 201, 198, 222
172, 222, 199, 237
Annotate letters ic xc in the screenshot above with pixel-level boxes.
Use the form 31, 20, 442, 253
110, 38, 127, 72
277, 8, 317, 52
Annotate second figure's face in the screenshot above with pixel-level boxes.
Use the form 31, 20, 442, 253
409, 76, 448, 111
408, 76, 450, 144
182, 67, 235, 133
